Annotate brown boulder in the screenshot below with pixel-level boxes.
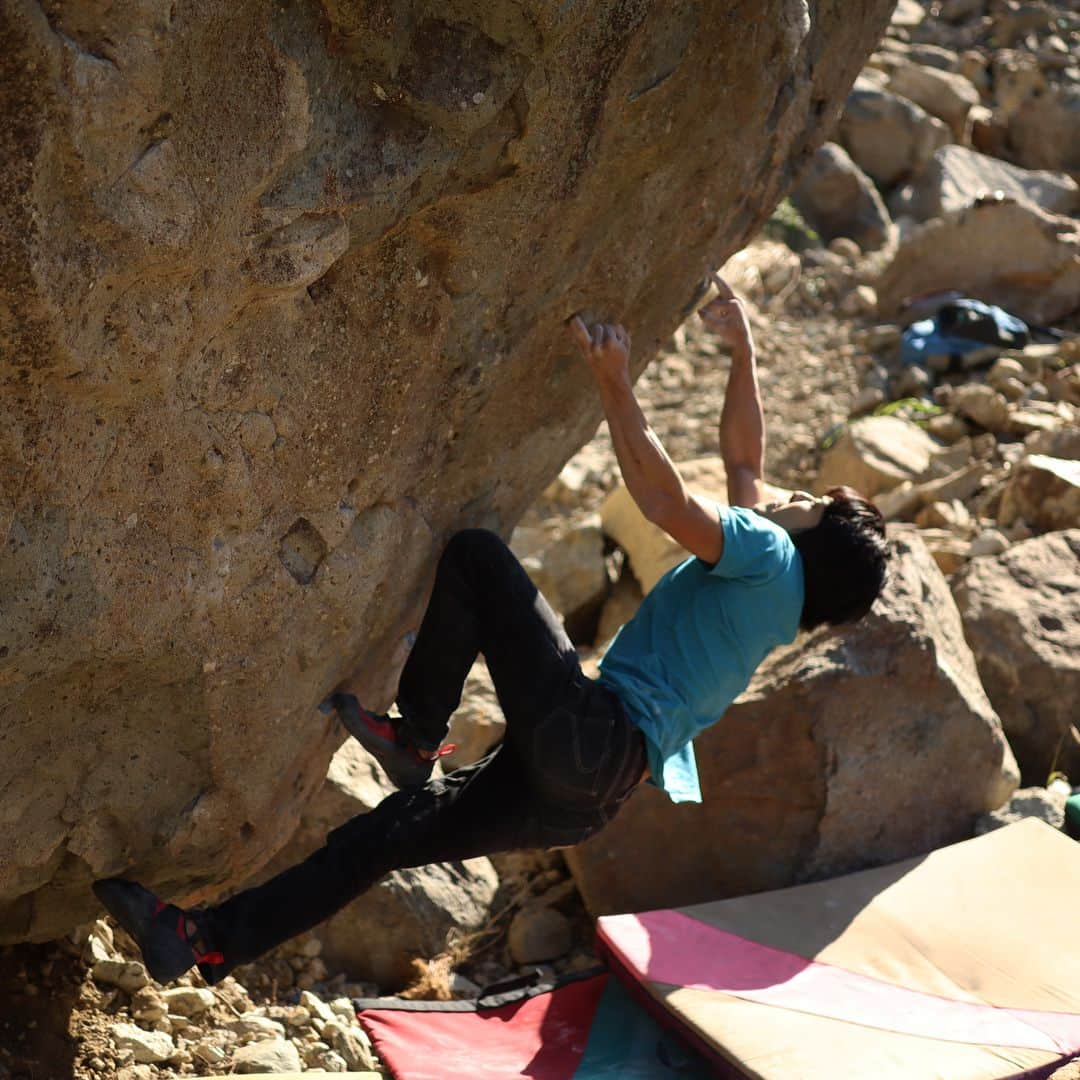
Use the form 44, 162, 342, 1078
891, 145, 1080, 224
0, 1, 895, 939
887, 61, 980, 141
837, 77, 950, 189
876, 201, 1080, 326
953, 531, 1080, 786
815, 416, 940, 498
566, 530, 1017, 914
790, 142, 893, 252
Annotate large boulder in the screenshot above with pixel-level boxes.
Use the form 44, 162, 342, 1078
790, 142, 893, 252
243, 740, 499, 990
891, 145, 1080, 223
953, 532, 1080, 786
1007, 85, 1080, 176
887, 60, 981, 140
876, 201, 1080, 326
566, 530, 1018, 914
0, 1, 895, 939
836, 77, 951, 189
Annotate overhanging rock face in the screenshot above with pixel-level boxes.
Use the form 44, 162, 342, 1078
0, 0, 893, 940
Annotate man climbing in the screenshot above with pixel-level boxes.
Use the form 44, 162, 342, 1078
93, 275, 889, 985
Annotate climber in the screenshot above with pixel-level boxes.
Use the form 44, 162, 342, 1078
93, 274, 889, 986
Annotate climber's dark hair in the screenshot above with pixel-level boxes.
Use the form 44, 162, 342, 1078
792, 486, 889, 630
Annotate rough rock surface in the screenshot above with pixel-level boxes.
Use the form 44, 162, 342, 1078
891, 145, 1080, 223
790, 142, 894, 252
239, 740, 498, 989
837, 76, 950, 188
886, 60, 980, 140
974, 784, 1069, 836
953, 531, 1080, 785
875, 201, 1080, 326
566, 530, 1018, 915
0, 1, 895, 939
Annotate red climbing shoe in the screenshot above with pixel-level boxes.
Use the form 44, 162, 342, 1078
326, 693, 454, 789
92, 879, 225, 986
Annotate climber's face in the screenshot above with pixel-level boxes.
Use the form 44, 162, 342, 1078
753, 491, 830, 534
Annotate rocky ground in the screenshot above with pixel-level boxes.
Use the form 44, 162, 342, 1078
3, 0, 1079, 1076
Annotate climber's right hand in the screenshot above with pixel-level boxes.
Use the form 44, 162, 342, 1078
568, 316, 631, 385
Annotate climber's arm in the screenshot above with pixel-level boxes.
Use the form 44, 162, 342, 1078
568, 317, 725, 565
699, 275, 765, 509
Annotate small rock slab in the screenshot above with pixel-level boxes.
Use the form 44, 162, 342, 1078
232, 1038, 302, 1074
111, 1022, 175, 1065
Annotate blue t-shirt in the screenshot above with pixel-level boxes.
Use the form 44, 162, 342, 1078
598, 505, 804, 803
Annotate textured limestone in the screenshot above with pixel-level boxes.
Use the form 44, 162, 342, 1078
0, 0, 893, 939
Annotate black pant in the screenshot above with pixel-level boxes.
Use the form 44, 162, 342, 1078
203, 529, 646, 973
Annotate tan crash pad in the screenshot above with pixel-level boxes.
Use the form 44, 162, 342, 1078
598, 820, 1080, 1079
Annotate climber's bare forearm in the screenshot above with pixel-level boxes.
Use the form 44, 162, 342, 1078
699, 276, 764, 507
569, 317, 724, 564
719, 342, 765, 506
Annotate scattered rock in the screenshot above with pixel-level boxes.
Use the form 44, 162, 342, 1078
1007, 83, 1080, 175
887, 61, 981, 139
110, 1022, 174, 1065
876, 200, 1080, 326
837, 77, 951, 188
999, 455, 1080, 531
228, 1012, 287, 1039
892, 145, 1080, 223
508, 906, 573, 965
232, 1036, 302, 1074
975, 786, 1068, 835
950, 384, 1011, 433
322, 1018, 378, 1071
816, 416, 940, 497
969, 528, 1010, 557
790, 142, 894, 252
567, 531, 1018, 914
953, 530, 1080, 785
92, 959, 150, 994
319, 860, 499, 990
919, 528, 973, 573
159, 986, 215, 1017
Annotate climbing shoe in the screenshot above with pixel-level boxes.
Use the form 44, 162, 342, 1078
92, 879, 225, 986
324, 692, 454, 789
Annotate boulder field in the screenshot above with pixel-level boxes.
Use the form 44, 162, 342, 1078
0, 2, 895, 939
